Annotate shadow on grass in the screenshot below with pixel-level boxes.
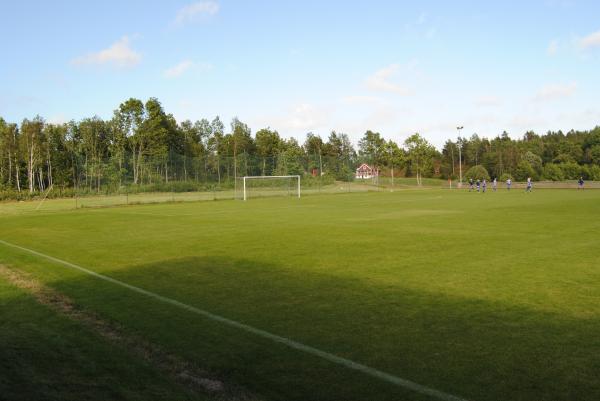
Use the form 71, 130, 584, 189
21, 256, 600, 401
0, 280, 207, 401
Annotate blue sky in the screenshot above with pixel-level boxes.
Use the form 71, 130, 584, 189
1, 0, 600, 148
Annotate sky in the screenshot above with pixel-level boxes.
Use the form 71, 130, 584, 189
1, 0, 600, 149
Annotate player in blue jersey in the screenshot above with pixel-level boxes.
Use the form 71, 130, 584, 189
526, 177, 532, 192
578, 177, 584, 190
506, 178, 512, 191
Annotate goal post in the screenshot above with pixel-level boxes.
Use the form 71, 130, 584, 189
242, 175, 301, 201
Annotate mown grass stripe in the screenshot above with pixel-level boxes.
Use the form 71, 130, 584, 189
0, 238, 469, 401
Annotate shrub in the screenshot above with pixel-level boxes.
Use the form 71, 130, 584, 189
464, 165, 490, 181
559, 162, 583, 180
580, 165, 591, 180
522, 151, 543, 176
499, 173, 513, 183
514, 160, 536, 181
588, 165, 600, 181
542, 164, 564, 181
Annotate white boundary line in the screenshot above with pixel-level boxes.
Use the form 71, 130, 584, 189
0, 239, 468, 401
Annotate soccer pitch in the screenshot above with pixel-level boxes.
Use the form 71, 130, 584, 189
1, 189, 599, 401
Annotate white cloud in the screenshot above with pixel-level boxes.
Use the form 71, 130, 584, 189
509, 114, 547, 129
534, 82, 577, 101
416, 12, 427, 25
72, 36, 141, 68
340, 95, 385, 105
164, 61, 213, 78
255, 103, 331, 133
578, 29, 600, 49
475, 96, 501, 107
547, 40, 558, 55
174, 1, 219, 25
283, 103, 329, 130
164, 60, 193, 78
365, 64, 412, 95
47, 114, 68, 125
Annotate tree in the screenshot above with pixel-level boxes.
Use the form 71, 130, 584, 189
522, 151, 542, 178
0, 120, 20, 190
115, 98, 144, 184
514, 160, 535, 181
207, 116, 225, 184
384, 140, 404, 184
276, 138, 303, 175
20, 116, 44, 193
256, 128, 281, 176
543, 163, 564, 181
404, 133, 435, 186
358, 130, 386, 167
304, 133, 324, 175
588, 145, 600, 165
228, 117, 253, 179
142, 98, 177, 182
323, 131, 355, 180
441, 140, 457, 178
79, 117, 109, 191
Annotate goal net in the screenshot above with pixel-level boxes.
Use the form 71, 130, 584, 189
239, 175, 301, 200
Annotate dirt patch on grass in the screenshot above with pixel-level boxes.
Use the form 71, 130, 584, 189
0, 264, 260, 401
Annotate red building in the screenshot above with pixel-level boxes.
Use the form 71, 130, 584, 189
355, 163, 379, 179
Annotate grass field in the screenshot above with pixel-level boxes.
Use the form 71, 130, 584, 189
1, 188, 599, 401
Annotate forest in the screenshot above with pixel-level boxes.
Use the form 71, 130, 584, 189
1, 97, 600, 199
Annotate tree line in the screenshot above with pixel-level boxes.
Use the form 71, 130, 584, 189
1, 97, 599, 198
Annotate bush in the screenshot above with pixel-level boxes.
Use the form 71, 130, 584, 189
559, 162, 583, 180
580, 165, 591, 180
464, 165, 490, 181
514, 160, 536, 181
589, 164, 600, 181
499, 173, 513, 183
542, 164, 564, 181
522, 151, 543, 176
333, 164, 354, 181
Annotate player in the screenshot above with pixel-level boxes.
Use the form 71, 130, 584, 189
469, 178, 474, 191
506, 178, 512, 191
476, 179, 480, 192
526, 177, 532, 192
578, 176, 584, 190
482, 179, 487, 192
492, 177, 497, 191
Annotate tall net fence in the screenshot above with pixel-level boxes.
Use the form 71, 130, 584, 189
2, 150, 593, 215
0, 152, 395, 213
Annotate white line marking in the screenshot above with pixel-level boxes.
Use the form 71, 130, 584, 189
0, 239, 468, 401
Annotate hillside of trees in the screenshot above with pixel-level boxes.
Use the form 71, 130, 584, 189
1, 97, 600, 199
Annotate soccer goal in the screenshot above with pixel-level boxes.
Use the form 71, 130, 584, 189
241, 175, 301, 201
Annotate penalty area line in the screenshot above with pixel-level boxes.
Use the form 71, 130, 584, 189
0, 239, 468, 401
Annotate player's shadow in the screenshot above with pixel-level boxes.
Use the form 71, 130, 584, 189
47, 256, 600, 401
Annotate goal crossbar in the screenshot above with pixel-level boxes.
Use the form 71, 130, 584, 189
242, 175, 301, 201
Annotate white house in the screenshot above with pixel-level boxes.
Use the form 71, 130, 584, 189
355, 163, 379, 179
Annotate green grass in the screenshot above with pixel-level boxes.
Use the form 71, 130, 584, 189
0, 277, 210, 401
1, 189, 599, 400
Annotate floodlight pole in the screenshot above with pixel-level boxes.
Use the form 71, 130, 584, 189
457, 126, 464, 185
389, 147, 394, 190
